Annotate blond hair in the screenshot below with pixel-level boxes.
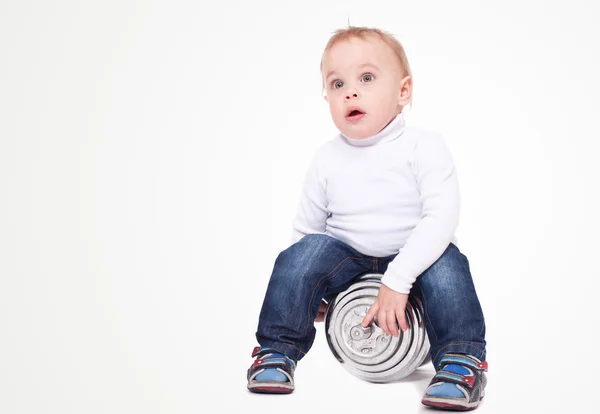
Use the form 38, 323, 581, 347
320, 26, 412, 98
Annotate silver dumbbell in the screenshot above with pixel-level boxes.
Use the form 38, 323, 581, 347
324, 273, 431, 383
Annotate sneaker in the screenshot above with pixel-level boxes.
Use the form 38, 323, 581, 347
421, 353, 488, 410
246, 346, 296, 394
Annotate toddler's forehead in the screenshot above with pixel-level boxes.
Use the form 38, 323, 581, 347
323, 36, 398, 70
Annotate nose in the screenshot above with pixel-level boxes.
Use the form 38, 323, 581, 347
345, 90, 359, 101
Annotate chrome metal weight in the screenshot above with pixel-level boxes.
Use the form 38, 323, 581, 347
324, 273, 431, 383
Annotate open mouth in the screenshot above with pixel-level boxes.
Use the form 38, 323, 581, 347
346, 107, 366, 122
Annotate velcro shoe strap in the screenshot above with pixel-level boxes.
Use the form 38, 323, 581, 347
247, 357, 295, 382
252, 358, 293, 372
438, 353, 488, 372
432, 368, 476, 389
251, 346, 269, 358
251, 347, 296, 368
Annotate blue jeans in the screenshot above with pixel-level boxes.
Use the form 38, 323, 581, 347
255, 234, 486, 370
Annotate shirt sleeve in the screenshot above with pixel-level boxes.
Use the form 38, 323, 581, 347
290, 150, 329, 244
381, 133, 460, 294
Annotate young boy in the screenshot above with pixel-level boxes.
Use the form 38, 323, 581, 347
247, 26, 488, 411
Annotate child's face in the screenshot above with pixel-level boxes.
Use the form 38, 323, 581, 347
322, 36, 411, 139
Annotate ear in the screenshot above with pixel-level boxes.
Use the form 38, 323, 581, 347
323, 94, 328, 102
397, 75, 413, 107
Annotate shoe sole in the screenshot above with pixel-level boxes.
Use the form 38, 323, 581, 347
421, 395, 483, 411
247, 383, 294, 394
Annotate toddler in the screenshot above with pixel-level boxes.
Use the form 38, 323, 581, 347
246, 26, 488, 411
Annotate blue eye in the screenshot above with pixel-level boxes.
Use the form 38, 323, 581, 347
362, 73, 374, 82
332, 80, 344, 89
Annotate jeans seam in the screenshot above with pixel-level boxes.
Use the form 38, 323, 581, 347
303, 256, 369, 337
433, 342, 487, 367
279, 342, 306, 358
417, 283, 438, 341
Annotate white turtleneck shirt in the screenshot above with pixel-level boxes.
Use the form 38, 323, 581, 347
290, 112, 460, 294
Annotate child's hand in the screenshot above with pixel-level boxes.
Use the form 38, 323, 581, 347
315, 300, 327, 323
361, 284, 409, 337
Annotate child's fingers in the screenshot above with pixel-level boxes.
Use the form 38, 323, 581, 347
396, 308, 408, 332
362, 301, 379, 327
378, 310, 391, 335
387, 310, 399, 337
314, 301, 327, 322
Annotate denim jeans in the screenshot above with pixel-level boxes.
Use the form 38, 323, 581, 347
255, 234, 486, 370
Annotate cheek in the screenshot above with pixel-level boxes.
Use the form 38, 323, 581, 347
372, 89, 394, 108
328, 99, 342, 115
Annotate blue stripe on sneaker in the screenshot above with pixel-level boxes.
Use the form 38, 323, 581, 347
254, 352, 292, 383
426, 364, 472, 398
426, 382, 466, 398
443, 364, 470, 375
255, 369, 287, 382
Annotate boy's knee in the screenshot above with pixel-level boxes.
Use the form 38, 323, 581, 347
418, 244, 470, 292
273, 234, 340, 283
296, 233, 335, 247
286, 234, 340, 259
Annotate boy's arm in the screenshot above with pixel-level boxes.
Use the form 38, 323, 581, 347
381, 133, 460, 294
290, 151, 329, 244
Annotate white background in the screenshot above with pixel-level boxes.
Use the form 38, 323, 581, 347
1, 1, 599, 413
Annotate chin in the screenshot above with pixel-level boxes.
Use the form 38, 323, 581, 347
333, 115, 376, 139
342, 125, 378, 140
346, 132, 370, 139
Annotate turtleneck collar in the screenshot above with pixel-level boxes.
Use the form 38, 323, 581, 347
341, 112, 406, 147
